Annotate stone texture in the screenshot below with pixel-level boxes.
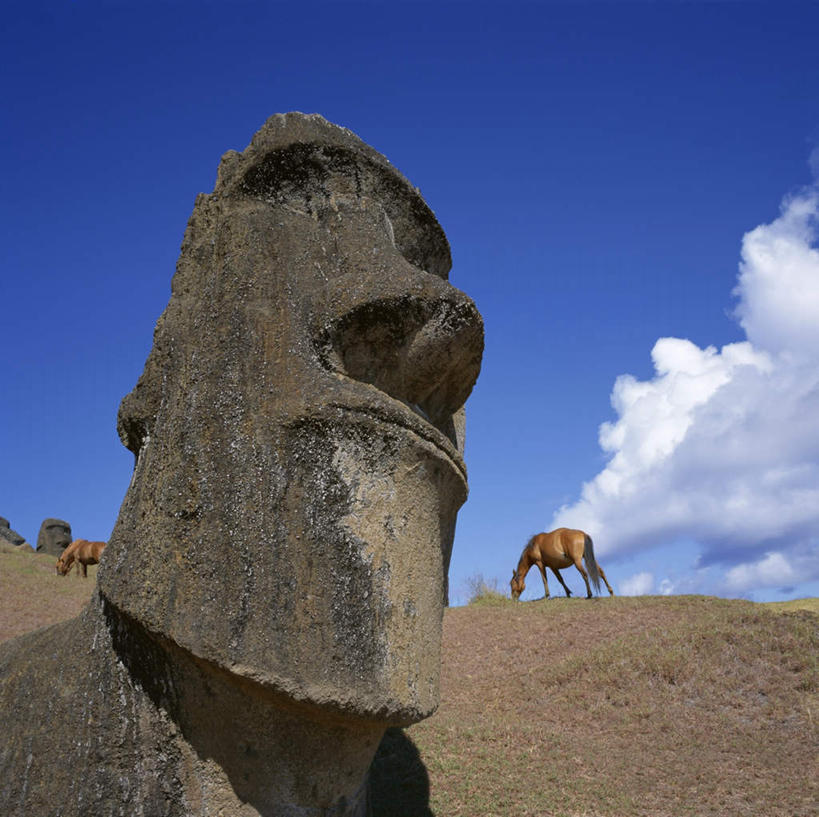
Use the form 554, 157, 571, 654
0, 517, 27, 548
0, 112, 483, 816
35, 517, 72, 555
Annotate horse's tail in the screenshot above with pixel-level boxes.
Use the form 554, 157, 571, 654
583, 533, 602, 595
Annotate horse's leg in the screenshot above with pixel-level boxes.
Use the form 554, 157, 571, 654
550, 567, 572, 597
573, 558, 593, 598
537, 563, 550, 599
597, 564, 615, 596
81, 561, 88, 579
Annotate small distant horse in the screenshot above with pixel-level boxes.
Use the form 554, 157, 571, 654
510, 528, 614, 600
56, 539, 106, 578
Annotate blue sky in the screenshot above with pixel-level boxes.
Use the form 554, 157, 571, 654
2, 1, 818, 604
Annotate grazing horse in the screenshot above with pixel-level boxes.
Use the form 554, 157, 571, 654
56, 539, 106, 578
510, 528, 614, 600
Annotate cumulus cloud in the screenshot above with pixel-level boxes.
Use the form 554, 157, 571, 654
553, 183, 819, 597
658, 579, 675, 596
735, 192, 819, 355
724, 551, 797, 592
620, 571, 654, 596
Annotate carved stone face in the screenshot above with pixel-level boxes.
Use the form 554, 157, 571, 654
36, 519, 71, 556
98, 114, 483, 723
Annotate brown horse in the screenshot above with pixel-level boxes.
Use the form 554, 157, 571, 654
56, 539, 106, 578
510, 528, 614, 600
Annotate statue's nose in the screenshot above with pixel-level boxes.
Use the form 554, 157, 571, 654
315, 272, 483, 439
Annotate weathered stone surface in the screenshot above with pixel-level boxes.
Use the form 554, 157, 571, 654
0, 517, 27, 548
35, 517, 72, 555
1, 596, 382, 816
0, 113, 483, 816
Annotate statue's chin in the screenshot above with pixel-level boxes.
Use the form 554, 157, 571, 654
99, 414, 463, 724
249, 419, 464, 722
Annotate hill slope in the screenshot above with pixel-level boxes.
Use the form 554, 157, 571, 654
400, 596, 817, 817
1, 551, 816, 816
0, 543, 97, 642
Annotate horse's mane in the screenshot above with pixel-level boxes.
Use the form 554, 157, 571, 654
520, 533, 539, 559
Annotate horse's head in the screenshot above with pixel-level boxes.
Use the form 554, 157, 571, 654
56, 552, 74, 576
510, 570, 524, 601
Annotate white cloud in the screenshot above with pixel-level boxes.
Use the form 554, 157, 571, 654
735, 190, 819, 355
658, 578, 675, 596
620, 571, 654, 596
725, 551, 797, 592
553, 184, 819, 598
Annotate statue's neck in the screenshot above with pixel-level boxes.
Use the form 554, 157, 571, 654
99, 594, 384, 816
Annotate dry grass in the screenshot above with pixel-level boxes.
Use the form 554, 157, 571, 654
2, 551, 816, 816
462, 573, 508, 606
404, 596, 818, 817
0, 543, 97, 642
764, 597, 819, 615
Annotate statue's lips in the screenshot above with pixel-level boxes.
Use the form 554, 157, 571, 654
314, 391, 468, 486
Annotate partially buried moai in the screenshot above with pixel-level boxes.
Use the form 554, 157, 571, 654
0, 113, 483, 816
35, 517, 71, 555
0, 517, 28, 548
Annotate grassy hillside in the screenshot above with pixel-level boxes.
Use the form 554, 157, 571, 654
398, 596, 817, 817
0, 543, 97, 642
2, 550, 816, 816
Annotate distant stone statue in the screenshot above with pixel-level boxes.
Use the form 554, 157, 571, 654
35, 517, 72, 555
0, 517, 28, 548
0, 113, 483, 816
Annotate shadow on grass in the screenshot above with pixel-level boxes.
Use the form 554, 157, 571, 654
369, 727, 432, 816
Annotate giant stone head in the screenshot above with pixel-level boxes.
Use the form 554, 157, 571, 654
98, 113, 483, 723
36, 518, 72, 556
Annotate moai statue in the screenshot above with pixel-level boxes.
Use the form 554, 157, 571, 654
35, 517, 72, 555
0, 517, 28, 548
0, 113, 483, 816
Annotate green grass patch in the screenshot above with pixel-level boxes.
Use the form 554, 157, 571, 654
763, 597, 819, 615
